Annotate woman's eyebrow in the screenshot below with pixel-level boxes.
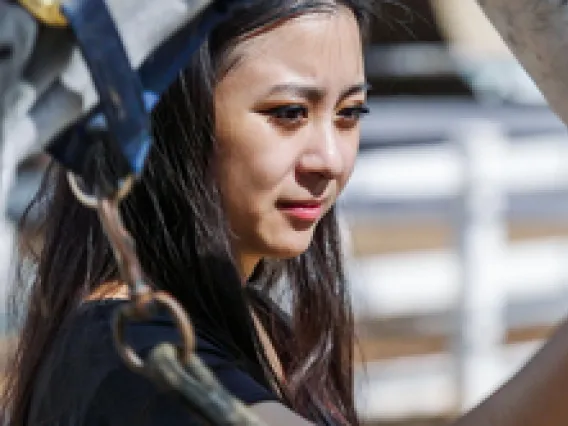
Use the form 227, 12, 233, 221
264, 82, 370, 102
340, 82, 371, 101
265, 84, 326, 102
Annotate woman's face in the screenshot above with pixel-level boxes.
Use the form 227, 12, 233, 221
214, 6, 367, 278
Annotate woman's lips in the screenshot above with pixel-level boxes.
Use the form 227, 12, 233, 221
277, 201, 323, 221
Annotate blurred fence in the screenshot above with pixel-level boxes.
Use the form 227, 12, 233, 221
343, 110, 568, 423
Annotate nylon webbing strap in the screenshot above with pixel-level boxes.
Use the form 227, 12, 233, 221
53, 0, 151, 177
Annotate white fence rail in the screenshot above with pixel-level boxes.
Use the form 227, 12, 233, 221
345, 133, 568, 201
350, 239, 568, 318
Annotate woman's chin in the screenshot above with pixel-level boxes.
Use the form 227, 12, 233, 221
263, 231, 315, 259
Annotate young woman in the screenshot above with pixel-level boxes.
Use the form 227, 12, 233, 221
6, 0, 568, 425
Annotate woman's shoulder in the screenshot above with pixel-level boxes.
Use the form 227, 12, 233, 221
28, 299, 278, 425
66, 299, 234, 366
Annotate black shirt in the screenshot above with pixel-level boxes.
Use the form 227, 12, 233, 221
26, 299, 279, 425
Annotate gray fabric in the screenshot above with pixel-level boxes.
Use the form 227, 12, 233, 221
0, 3, 37, 141
1, 0, 214, 168
0, 3, 38, 215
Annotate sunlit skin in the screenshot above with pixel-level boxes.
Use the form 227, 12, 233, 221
214, 6, 368, 281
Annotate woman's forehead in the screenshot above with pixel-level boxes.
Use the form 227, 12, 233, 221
220, 8, 365, 95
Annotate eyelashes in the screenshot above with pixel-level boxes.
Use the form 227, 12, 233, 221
264, 105, 308, 123
259, 104, 370, 127
338, 105, 370, 120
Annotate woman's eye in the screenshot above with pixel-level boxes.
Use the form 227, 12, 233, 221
337, 105, 370, 121
262, 105, 308, 125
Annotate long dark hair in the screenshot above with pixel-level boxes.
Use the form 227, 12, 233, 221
2, 1, 375, 425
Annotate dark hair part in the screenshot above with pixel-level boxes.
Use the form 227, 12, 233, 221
2, 1, 375, 425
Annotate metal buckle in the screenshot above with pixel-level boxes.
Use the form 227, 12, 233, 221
18, 0, 68, 27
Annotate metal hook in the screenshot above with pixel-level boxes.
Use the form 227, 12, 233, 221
66, 170, 134, 209
96, 197, 148, 298
95, 197, 197, 382
113, 291, 196, 373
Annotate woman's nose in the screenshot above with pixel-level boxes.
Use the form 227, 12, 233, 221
298, 124, 344, 178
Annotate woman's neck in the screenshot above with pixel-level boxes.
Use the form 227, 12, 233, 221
238, 252, 262, 285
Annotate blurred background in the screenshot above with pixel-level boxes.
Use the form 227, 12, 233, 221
341, 1, 568, 425
2, 1, 568, 425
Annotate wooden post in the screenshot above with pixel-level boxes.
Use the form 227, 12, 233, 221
452, 121, 508, 411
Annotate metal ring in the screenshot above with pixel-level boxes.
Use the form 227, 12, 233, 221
67, 171, 134, 209
113, 291, 196, 374
19, 0, 68, 27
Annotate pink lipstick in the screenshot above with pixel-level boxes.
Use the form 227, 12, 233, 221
277, 201, 323, 221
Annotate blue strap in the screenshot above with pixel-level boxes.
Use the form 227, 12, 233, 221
46, 92, 158, 180
57, 0, 151, 177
